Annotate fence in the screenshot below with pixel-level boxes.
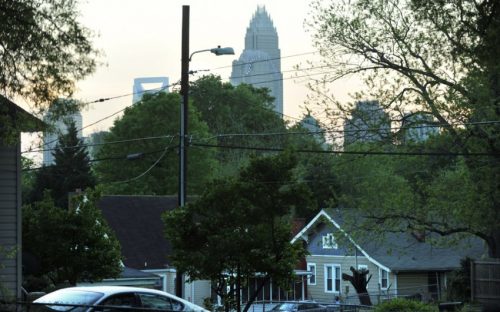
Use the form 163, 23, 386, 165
471, 259, 500, 309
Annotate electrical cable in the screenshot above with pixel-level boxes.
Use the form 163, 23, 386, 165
33, 81, 180, 151
190, 142, 499, 157
22, 135, 176, 154
107, 136, 176, 184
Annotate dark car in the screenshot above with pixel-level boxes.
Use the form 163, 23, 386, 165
270, 302, 326, 312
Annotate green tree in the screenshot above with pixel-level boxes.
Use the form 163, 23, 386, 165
29, 121, 96, 209
0, 0, 98, 108
163, 152, 314, 312
94, 92, 216, 195
22, 190, 122, 287
190, 75, 289, 176
306, 0, 500, 257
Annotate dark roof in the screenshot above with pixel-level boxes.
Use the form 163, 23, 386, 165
98, 195, 179, 270
0, 94, 45, 133
322, 208, 487, 272
121, 266, 161, 279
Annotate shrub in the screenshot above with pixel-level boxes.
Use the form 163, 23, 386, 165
374, 298, 438, 312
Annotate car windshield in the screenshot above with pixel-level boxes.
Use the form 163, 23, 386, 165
33, 289, 104, 312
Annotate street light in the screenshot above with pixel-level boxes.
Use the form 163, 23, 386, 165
177, 5, 234, 297
189, 46, 235, 61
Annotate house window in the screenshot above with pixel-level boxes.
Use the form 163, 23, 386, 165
307, 263, 316, 285
379, 268, 389, 289
322, 233, 338, 249
324, 264, 341, 293
358, 264, 368, 271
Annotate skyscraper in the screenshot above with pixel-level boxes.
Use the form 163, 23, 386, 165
132, 77, 169, 104
43, 100, 83, 165
231, 6, 283, 115
343, 100, 391, 147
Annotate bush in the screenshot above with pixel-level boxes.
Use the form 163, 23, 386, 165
374, 298, 438, 312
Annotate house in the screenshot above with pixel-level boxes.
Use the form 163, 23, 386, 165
77, 266, 162, 289
97, 195, 211, 307
0, 96, 43, 300
291, 208, 487, 305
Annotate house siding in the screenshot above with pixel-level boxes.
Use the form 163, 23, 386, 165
397, 272, 446, 301
0, 145, 21, 300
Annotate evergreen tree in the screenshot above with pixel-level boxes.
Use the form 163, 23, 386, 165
30, 121, 95, 209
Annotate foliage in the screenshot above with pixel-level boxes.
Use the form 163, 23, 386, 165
0, 245, 17, 300
21, 156, 37, 203
190, 75, 288, 177
28, 121, 96, 209
374, 298, 438, 312
0, 0, 98, 109
22, 189, 122, 288
93, 92, 216, 195
446, 258, 472, 302
306, 0, 500, 257
163, 152, 314, 312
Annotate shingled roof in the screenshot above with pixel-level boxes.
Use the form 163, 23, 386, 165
98, 195, 179, 270
293, 208, 487, 272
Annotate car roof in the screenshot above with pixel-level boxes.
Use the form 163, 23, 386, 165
61, 286, 167, 296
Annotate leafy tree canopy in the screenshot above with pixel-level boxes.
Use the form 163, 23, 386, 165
306, 0, 500, 257
94, 92, 216, 195
163, 152, 314, 312
23, 190, 122, 288
0, 0, 98, 108
190, 75, 289, 176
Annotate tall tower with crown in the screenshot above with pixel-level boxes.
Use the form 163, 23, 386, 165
231, 6, 283, 115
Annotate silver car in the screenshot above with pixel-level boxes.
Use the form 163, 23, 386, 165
32, 286, 209, 312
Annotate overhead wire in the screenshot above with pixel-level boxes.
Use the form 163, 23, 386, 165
26, 81, 180, 153
190, 142, 499, 157
107, 136, 176, 184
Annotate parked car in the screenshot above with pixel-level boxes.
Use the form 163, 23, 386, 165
270, 302, 326, 312
32, 286, 209, 312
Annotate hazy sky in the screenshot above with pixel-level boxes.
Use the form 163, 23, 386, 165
74, 0, 321, 136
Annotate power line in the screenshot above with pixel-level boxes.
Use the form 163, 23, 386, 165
208, 51, 318, 71
22, 135, 176, 154
107, 137, 176, 184
192, 120, 500, 142
21, 147, 170, 172
190, 142, 499, 157
34, 82, 180, 151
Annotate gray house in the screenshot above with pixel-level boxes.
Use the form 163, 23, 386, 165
292, 208, 487, 305
97, 195, 211, 307
0, 96, 43, 300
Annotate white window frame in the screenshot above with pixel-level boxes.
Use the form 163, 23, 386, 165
358, 264, 368, 271
379, 268, 389, 290
322, 233, 338, 249
324, 264, 341, 293
307, 263, 316, 285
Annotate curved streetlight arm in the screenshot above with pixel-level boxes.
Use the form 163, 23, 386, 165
189, 46, 235, 61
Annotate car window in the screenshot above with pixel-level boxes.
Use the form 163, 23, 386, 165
137, 293, 177, 311
97, 293, 138, 312
169, 298, 184, 311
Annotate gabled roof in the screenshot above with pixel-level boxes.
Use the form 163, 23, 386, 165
98, 195, 179, 270
292, 208, 487, 273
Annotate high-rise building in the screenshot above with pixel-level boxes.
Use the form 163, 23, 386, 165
343, 100, 391, 147
43, 100, 83, 165
133, 77, 169, 104
300, 113, 326, 147
401, 112, 439, 142
231, 6, 283, 115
